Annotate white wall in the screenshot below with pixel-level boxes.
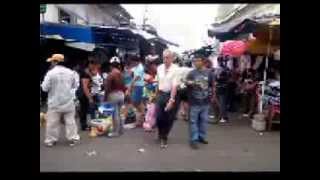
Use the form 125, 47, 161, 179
40, 4, 59, 23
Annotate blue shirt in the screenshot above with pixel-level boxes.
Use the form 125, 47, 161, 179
123, 70, 133, 88
132, 63, 145, 87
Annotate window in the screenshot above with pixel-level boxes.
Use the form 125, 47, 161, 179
58, 9, 76, 24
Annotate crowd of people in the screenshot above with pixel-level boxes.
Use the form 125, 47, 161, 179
41, 48, 278, 149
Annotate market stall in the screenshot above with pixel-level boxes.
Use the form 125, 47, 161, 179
209, 14, 280, 130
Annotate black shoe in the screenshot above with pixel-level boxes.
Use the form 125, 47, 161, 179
81, 126, 90, 131
190, 141, 199, 150
69, 140, 80, 147
198, 138, 209, 144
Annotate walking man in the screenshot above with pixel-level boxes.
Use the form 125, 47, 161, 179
155, 49, 179, 148
215, 56, 232, 123
186, 54, 214, 149
41, 54, 80, 147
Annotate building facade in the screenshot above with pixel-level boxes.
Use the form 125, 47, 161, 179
40, 4, 132, 27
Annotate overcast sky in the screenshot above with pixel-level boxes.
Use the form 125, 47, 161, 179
122, 4, 219, 53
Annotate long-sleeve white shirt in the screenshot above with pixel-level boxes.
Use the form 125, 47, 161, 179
41, 65, 77, 111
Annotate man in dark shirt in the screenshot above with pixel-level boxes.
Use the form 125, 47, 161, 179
215, 56, 232, 123
186, 54, 215, 150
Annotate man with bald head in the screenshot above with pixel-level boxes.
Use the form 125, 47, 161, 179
155, 49, 179, 148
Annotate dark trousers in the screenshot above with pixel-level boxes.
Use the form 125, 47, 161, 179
243, 92, 257, 118
79, 96, 89, 130
217, 92, 228, 120
227, 82, 237, 112
156, 92, 178, 141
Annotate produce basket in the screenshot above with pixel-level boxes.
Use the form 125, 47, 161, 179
88, 102, 115, 136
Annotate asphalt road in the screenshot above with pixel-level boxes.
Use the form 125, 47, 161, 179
40, 114, 280, 172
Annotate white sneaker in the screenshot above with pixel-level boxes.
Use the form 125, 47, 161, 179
242, 114, 249, 117
45, 141, 56, 147
124, 123, 136, 129
219, 119, 227, 123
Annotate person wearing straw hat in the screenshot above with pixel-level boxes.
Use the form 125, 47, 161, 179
41, 54, 80, 147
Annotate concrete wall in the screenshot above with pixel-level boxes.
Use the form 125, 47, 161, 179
40, 4, 120, 26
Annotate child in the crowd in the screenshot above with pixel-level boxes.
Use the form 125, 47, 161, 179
143, 73, 157, 102
143, 93, 157, 132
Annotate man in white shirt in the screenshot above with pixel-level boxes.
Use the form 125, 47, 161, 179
41, 54, 80, 147
155, 49, 179, 149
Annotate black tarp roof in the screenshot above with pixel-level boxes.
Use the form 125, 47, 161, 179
208, 14, 280, 42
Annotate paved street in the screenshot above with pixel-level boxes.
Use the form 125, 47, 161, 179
40, 114, 280, 172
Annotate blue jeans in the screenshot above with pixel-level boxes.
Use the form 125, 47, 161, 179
189, 104, 209, 142
89, 94, 104, 119
108, 91, 125, 135
131, 86, 144, 105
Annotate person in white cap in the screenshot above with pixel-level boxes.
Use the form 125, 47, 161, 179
41, 54, 80, 147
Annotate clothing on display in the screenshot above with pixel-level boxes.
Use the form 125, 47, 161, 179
253, 56, 263, 70
264, 80, 280, 107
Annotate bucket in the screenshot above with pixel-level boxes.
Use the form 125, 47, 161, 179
252, 114, 266, 131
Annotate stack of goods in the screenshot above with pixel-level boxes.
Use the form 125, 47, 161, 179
264, 80, 280, 107
88, 103, 114, 137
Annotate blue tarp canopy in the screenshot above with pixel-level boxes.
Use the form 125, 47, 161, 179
40, 22, 139, 50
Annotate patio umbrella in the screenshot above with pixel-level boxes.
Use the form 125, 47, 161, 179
220, 40, 248, 57
220, 33, 255, 57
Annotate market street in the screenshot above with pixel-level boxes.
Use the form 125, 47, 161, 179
40, 114, 280, 172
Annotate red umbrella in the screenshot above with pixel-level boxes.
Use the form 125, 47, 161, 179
221, 40, 248, 57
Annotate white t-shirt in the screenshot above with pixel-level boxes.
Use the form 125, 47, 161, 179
91, 73, 103, 95
156, 63, 179, 93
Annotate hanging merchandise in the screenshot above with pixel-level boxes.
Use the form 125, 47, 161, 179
253, 55, 264, 70
274, 49, 280, 61
239, 54, 251, 72
227, 57, 234, 70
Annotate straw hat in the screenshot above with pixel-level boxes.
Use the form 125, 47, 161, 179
47, 54, 64, 62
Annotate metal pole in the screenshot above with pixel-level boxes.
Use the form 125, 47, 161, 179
259, 26, 273, 113
42, 13, 45, 22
